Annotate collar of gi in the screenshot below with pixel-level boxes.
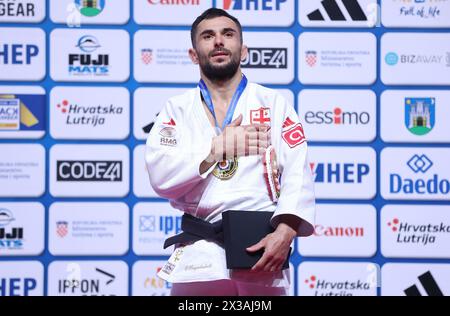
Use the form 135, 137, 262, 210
198, 74, 248, 131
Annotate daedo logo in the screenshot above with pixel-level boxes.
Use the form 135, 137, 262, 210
304, 107, 371, 126
223, 0, 287, 10
389, 154, 450, 195
68, 35, 109, 76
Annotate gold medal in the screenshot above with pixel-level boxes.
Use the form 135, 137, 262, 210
213, 158, 238, 180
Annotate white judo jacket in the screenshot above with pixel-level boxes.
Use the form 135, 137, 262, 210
145, 81, 315, 285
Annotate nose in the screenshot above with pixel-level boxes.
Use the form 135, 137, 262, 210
214, 33, 224, 47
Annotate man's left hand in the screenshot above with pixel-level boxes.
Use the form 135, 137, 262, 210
246, 223, 296, 272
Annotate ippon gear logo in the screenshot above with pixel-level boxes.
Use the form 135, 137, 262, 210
407, 154, 433, 173
223, 0, 286, 10
241, 48, 287, 69
56, 161, 122, 182
307, 0, 368, 22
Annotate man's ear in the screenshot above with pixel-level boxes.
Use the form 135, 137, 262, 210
189, 48, 199, 65
241, 45, 248, 62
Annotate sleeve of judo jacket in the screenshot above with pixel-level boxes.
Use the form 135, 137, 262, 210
270, 94, 316, 237
145, 98, 216, 200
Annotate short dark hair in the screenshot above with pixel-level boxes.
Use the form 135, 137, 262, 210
191, 8, 243, 48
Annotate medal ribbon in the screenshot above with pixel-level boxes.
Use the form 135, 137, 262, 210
199, 75, 248, 131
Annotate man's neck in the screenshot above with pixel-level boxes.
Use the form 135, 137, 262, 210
201, 69, 243, 107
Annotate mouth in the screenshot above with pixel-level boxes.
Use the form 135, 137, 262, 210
210, 50, 231, 58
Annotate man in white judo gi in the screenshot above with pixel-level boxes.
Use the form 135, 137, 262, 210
145, 8, 315, 296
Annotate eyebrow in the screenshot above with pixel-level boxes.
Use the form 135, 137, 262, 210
199, 28, 237, 37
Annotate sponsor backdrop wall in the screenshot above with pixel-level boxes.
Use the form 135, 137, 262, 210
1, 0, 450, 296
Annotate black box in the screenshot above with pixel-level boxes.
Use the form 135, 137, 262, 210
222, 210, 291, 269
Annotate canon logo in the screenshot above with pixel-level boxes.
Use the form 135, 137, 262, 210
314, 225, 364, 237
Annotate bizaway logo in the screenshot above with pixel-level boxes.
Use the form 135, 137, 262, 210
56, 99, 124, 128
241, 48, 287, 69
385, 51, 450, 66
307, 0, 368, 21
404, 271, 444, 297
0, 208, 24, 250
310, 162, 370, 184
223, 0, 287, 10
389, 154, 450, 195
304, 107, 371, 126
387, 217, 450, 246
304, 275, 373, 296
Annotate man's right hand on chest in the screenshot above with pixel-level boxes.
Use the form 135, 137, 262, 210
208, 114, 271, 163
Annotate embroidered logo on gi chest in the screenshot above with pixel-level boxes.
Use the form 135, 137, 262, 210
250, 107, 271, 125
159, 126, 177, 147
282, 117, 306, 148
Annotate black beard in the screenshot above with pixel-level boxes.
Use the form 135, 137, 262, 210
199, 55, 241, 83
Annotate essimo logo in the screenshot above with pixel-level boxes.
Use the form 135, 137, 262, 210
304, 107, 370, 125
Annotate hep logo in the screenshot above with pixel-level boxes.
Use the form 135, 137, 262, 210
305, 275, 317, 289
407, 154, 433, 173
387, 218, 400, 232
57, 100, 70, 114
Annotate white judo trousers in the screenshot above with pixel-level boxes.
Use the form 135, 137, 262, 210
145, 81, 316, 294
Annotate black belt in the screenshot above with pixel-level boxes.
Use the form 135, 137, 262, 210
163, 213, 224, 249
